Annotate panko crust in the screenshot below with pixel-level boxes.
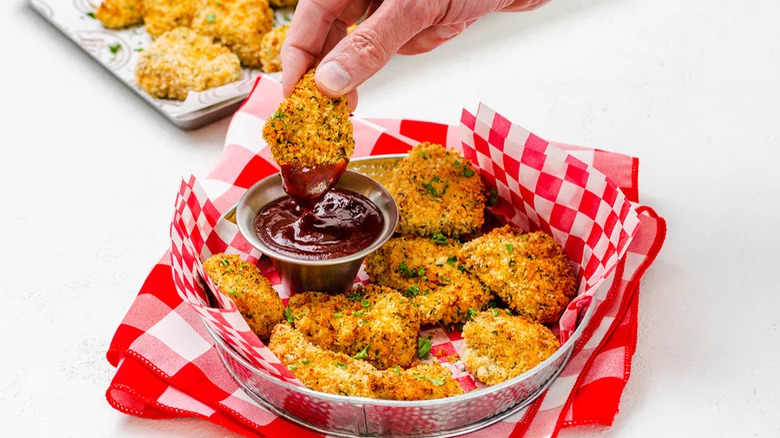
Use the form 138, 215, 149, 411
191, 0, 274, 68
388, 142, 486, 237
203, 253, 284, 339
287, 285, 420, 369
260, 25, 287, 72
96, 0, 144, 28
135, 27, 241, 100
462, 309, 560, 385
364, 236, 492, 326
263, 69, 354, 167
460, 226, 577, 323
269, 324, 462, 400
142, 0, 196, 38
268, 0, 297, 7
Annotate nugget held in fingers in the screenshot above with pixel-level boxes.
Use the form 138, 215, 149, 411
376, 362, 463, 400
460, 226, 577, 323
389, 143, 486, 237
135, 27, 241, 100
260, 25, 288, 72
142, 0, 196, 38
462, 309, 560, 385
96, 0, 144, 28
203, 253, 284, 339
287, 285, 420, 369
191, 0, 274, 68
365, 236, 491, 326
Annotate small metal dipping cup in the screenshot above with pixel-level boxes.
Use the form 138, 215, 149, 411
236, 170, 398, 294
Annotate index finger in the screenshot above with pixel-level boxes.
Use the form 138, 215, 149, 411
281, 0, 352, 96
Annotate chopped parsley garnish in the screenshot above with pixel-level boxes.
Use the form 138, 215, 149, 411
302, 359, 310, 365
359, 320, 371, 326
270, 111, 284, 120
446, 256, 457, 266
462, 168, 475, 177
360, 299, 371, 308
206, 13, 216, 23
404, 285, 420, 298
418, 337, 432, 359
335, 362, 347, 369
353, 345, 369, 360
220, 258, 230, 266
488, 187, 499, 206
505, 243, 514, 254
418, 376, 446, 386
454, 160, 462, 167
492, 308, 501, 317
431, 233, 448, 244
419, 150, 429, 159
287, 364, 297, 370
354, 311, 366, 317
284, 307, 294, 324
393, 365, 401, 375
466, 308, 478, 320
134, 47, 143, 52
228, 289, 237, 296
333, 312, 343, 318
457, 265, 467, 273
108, 43, 121, 54
417, 266, 425, 277
86, 12, 96, 18
421, 182, 438, 197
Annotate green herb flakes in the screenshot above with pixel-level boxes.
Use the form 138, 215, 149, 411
284, 307, 294, 324
353, 345, 369, 360
432, 233, 448, 244
418, 337, 432, 359
333, 312, 343, 318
505, 243, 514, 254
335, 362, 347, 369
206, 13, 216, 23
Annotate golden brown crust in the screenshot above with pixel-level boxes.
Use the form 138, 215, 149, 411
96, 0, 144, 28
142, 0, 196, 38
203, 253, 284, 339
462, 309, 560, 385
375, 362, 463, 400
268, 0, 297, 7
364, 236, 492, 325
260, 25, 287, 72
263, 69, 355, 167
388, 143, 486, 237
191, 0, 274, 68
460, 226, 577, 323
287, 285, 420, 369
135, 27, 241, 100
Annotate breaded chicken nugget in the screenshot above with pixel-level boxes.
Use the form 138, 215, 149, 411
376, 362, 463, 400
364, 235, 491, 326
287, 285, 420, 369
191, 0, 274, 68
460, 226, 577, 323
96, 0, 144, 28
142, 0, 196, 38
268, 0, 297, 7
388, 143, 486, 237
135, 27, 241, 100
263, 69, 354, 167
260, 24, 287, 72
203, 253, 284, 339
462, 309, 559, 385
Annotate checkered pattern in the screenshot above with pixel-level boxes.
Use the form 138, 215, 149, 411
105, 74, 666, 438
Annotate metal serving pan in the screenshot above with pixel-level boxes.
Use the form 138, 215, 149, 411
208, 154, 600, 437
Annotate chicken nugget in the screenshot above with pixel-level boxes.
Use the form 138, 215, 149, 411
191, 0, 274, 68
203, 253, 284, 339
96, 0, 144, 28
462, 309, 559, 385
460, 226, 577, 323
260, 24, 287, 72
135, 27, 241, 100
364, 235, 491, 326
376, 362, 463, 400
388, 142, 486, 237
142, 0, 196, 38
287, 285, 420, 369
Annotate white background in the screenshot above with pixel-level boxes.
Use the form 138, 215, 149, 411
1, 0, 779, 436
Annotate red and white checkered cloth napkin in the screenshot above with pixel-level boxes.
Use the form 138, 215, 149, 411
106, 76, 666, 437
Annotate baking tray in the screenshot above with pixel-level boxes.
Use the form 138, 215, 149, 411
209, 154, 601, 437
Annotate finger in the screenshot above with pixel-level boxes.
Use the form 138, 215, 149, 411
345, 89, 358, 111
319, 0, 369, 62
397, 23, 466, 56
280, 0, 351, 96
314, 1, 434, 97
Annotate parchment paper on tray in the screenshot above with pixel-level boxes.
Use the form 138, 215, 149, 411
168, 100, 641, 391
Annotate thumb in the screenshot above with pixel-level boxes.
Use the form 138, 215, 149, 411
314, 1, 433, 97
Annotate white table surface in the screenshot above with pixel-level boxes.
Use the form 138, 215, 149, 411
2, 0, 779, 436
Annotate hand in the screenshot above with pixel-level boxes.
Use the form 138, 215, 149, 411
281, 0, 548, 108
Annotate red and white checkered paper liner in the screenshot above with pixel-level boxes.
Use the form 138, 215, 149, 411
107, 74, 666, 438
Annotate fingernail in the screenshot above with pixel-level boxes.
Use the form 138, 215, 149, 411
436, 26, 460, 40
316, 61, 351, 93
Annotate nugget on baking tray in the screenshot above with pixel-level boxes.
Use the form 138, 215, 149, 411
287, 285, 420, 369
388, 142, 486, 237
203, 253, 284, 339
96, 0, 144, 28
263, 68, 355, 167
135, 27, 241, 100
462, 309, 559, 385
364, 235, 491, 326
260, 25, 288, 72
191, 0, 274, 68
269, 324, 462, 399
142, 0, 196, 38
460, 226, 577, 324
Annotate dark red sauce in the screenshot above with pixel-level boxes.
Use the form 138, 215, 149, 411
254, 188, 384, 260
279, 161, 348, 209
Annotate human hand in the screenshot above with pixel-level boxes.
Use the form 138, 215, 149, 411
281, 0, 548, 108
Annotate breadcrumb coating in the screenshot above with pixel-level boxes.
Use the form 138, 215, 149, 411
191, 0, 274, 68
460, 226, 577, 323
388, 143, 486, 237
375, 362, 463, 400
203, 253, 284, 339
96, 0, 144, 28
142, 0, 196, 38
135, 27, 241, 100
364, 236, 492, 326
263, 69, 355, 166
260, 25, 287, 72
462, 309, 559, 385
287, 285, 420, 369
268, 0, 297, 7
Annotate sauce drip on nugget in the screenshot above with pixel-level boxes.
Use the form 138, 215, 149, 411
263, 68, 355, 206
